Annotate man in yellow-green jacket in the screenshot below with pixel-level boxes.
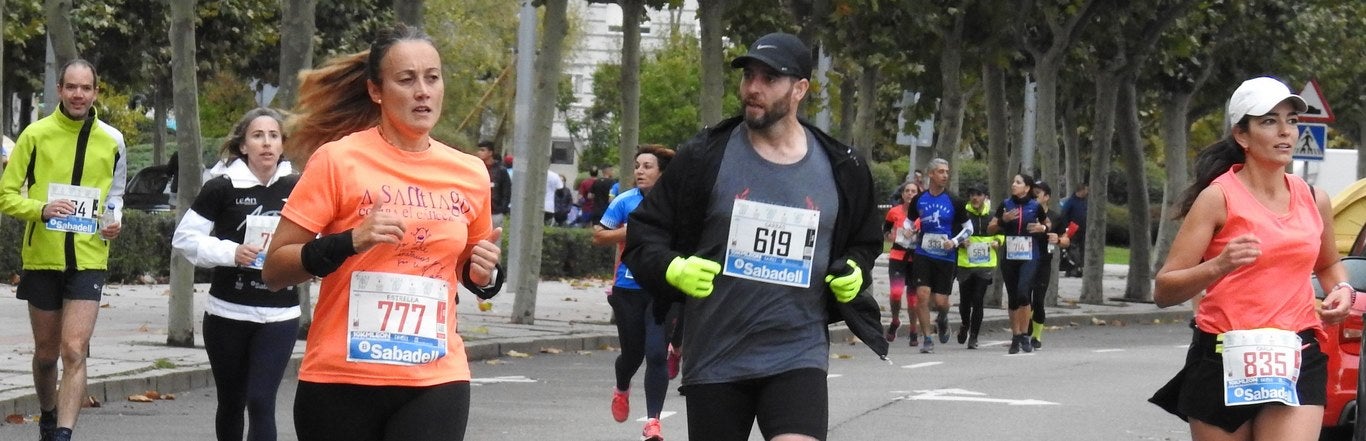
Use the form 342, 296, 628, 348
0, 59, 126, 441
955, 184, 1001, 349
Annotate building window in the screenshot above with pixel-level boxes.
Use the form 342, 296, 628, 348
551, 141, 575, 165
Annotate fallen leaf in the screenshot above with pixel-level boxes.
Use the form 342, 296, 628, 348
506, 350, 530, 358
1091, 317, 1105, 326
162, 394, 176, 400
576, 350, 593, 355
127, 395, 153, 403
100, 303, 111, 308
143, 390, 161, 400
5, 414, 24, 424
831, 353, 854, 359
540, 347, 562, 354
484, 359, 506, 365
85, 396, 101, 408
562, 297, 577, 302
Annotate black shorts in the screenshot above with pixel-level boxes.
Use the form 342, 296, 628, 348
1150, 328, 1327, 433
680, 368, 828, 440
17, 269, 107, 311
909, 256, 956, 295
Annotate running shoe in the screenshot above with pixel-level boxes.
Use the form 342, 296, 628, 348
1031, 337, 1042, 350
1009, 335, 1021, 354
966, 334, 978, 350
612, 388, 630, 422
39, 410, 56, 441
920, 336, 934, 354
936, 312, 949, 343
909, 331, 919, 346
956, 325, 967, 344
667, 344, 681, 380
52, 428, 72, 441
1021, 335, 1034, 353
885, 319, 901, 342
642, 418, 664, 441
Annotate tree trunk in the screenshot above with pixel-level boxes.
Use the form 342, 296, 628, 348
509, 0, 567, 325
983, 63, 1009, 309
1152, 91, 1192, 272
1117, 79, 1152, 302
394, 0, 424, 30
837, 73, 856, 140
1079, 70, 1119, 305
934, 12, 966, 166
276, 0, 316, 109
850, 66, 876, 164
1033, 54, 1061, 198
43, 0, 78, 68
697, 0, 725, 127
618, 0, 643, 191
153, 88, 168, 165
1061, 104, 1082, 194
168, 0, 202, 348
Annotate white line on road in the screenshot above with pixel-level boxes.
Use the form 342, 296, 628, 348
901, 361, 944, 369
1094, 349, 1125, 353
635, 411, 678, 422
898, 388, 1058, 406
471, 375, 537, 384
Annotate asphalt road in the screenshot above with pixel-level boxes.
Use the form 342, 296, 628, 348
1, 321, 1216, 440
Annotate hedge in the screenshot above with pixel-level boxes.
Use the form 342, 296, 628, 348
1, 214, 616, 283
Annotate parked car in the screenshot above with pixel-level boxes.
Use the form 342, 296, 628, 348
123, 164, 175, 212
1317, 223, 1366, 438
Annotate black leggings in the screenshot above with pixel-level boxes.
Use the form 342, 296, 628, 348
957, 271, 991, 336
294, 380, 470, 441
680, 368, 828, 440
202, 313, 298, 441
608, 287, 668, 417
1000, 258, 1041, 310
1030, 256, 1052, 324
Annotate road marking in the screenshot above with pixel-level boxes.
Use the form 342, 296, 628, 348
471, 375, 537, 384
899, 388, 1058, 406
1094, 349, 1125, 353
901, 361, 943, 369
635, 411, 678, 422
828, 374, 843, 379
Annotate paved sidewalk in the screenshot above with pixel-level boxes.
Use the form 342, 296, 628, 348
0, 260, 1191, 417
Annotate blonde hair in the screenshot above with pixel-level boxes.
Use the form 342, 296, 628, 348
284, 23, 434, 168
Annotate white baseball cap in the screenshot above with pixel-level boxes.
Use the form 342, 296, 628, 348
1226, 77, 1308, 128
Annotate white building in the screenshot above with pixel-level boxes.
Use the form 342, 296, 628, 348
549, 0, 700, 180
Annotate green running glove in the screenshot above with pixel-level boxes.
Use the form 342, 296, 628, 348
824, 259, 862, 303
666, 256, 722, 298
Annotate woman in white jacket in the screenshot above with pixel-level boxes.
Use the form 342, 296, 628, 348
171, 107, 299, 441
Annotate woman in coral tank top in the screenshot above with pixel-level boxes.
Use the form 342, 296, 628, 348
1150, 77, 1353, 441
261, 23, 503, 441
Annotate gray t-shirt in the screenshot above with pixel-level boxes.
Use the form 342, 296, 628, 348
682, 125, 839, 386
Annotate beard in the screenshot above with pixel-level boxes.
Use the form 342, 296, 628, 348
743, 88, 794, 131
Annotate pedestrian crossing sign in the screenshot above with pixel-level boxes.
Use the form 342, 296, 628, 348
1294, 123, 1327, 161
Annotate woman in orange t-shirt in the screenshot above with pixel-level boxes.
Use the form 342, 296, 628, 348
882, 180, 920, 344
261, 24, 502, 441
1151, 77, 1352, 440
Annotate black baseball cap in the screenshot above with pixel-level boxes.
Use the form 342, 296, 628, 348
966, 184, 987, 195
730, 32, 812, 79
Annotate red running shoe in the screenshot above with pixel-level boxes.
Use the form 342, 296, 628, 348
667, 344, 681, 380
642, 418, 664, 441
612, 388, 630, 422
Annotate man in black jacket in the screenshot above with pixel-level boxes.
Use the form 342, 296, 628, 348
622, 32, 883, 441
476, 141, 512, 226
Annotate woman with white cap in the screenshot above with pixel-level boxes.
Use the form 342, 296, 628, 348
1150, 76, 1353, 440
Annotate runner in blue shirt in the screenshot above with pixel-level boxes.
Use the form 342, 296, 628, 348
905, 158, 971, 353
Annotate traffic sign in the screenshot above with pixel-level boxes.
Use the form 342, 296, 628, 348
1298, 79, 1335, 123
1294, 123, 1327, 161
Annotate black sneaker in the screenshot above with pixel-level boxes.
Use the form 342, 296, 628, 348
966, 334, 978, 349
1031, 337, 1042, 350
885, 319, 900, 342
1021, 335, 1034, 353
53, 428, 72, 441
936, 313, 949, 344
1008, 335, 1021, 354
956, 325, 968, 344
38, 410, 57, 441
909, 331, 919, 347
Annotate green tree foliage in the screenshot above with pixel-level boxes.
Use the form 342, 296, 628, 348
197, 71, 256, 139
576, 34, 740, 166
425, 0, 520, 148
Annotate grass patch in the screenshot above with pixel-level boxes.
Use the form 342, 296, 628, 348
1105, 246, 1129, 265
151, 358, 177, 369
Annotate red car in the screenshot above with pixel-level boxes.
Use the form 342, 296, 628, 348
1317, 226, 1366, 437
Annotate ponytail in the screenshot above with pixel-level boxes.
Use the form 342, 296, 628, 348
285, 51, 378, 168
1174, 134, 1245, 219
